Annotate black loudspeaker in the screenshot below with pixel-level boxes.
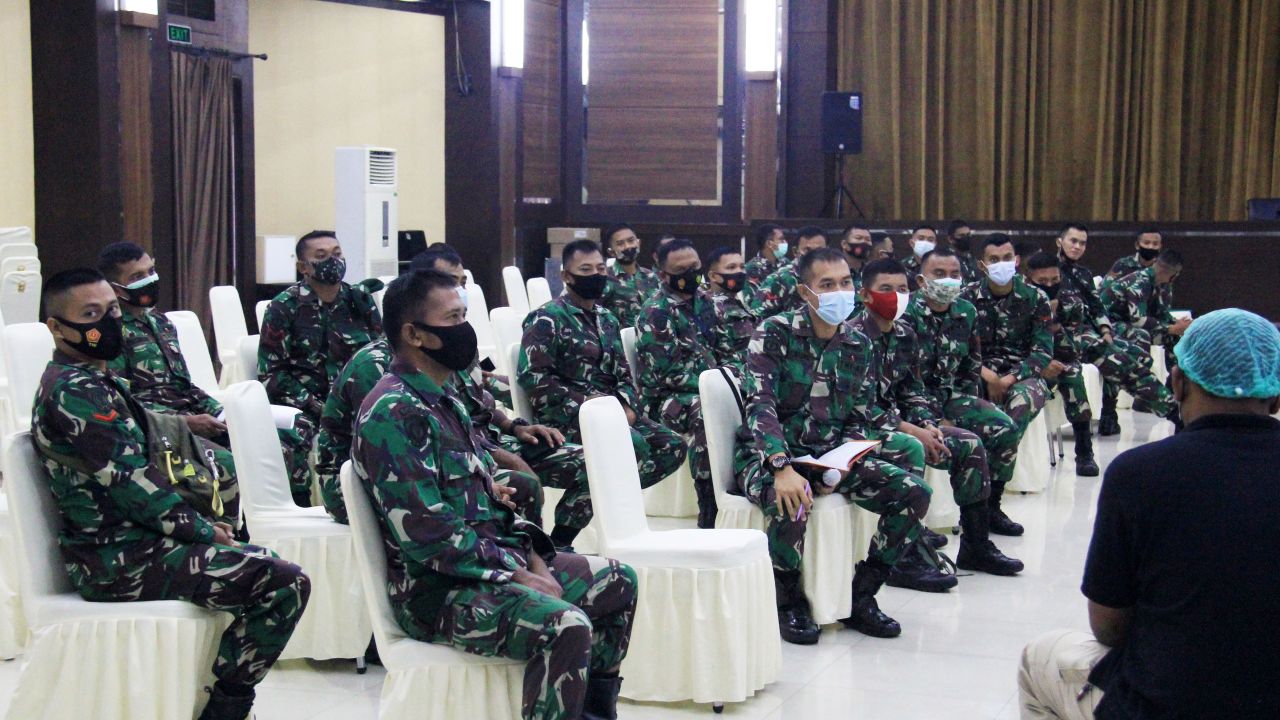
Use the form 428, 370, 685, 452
822, 91, 863, 154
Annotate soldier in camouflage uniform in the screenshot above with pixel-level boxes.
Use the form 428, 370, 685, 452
704, 246, 756, 375
99, 242, 313, 500
945, 220, 982, 283
744, 223, 788, 287
909, 248, 1026, 537
851, 259, 1023, 586
259, 231, 383, 506
901, 225, 938, 289
352, 270, 636, 720
519, 240, 687, 489
598, 223, 660, 328
1025, 253, 1100, 476
837, 224, 875, 293
634, 240, 723, 528
748, 225, 829, 319
34, 269, 310, 720
735, 247, 932, 644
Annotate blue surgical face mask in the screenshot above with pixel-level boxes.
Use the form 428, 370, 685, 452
986, 260, 1018, 286
804, 285, 858, 325
774, 241, 789, 260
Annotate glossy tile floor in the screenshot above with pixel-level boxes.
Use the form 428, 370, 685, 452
0, 410, 1174, 720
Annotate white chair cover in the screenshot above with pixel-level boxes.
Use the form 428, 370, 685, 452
340, 464, 525, 720
488, 307, 524, 381
0, 272, 40, 325
466, 283, 498, 364
579, 396, 780, 705
372, 287, 387, 315
0, 256, 38, 277
1008, 410, 1052, 493
0, 494, 25, 659
0, 228, 32, 246
923, 466, 960, 530
506, 343, 534, 423
463, 269, 474, 285
0, 244, 38, 264
3, 323, 54, 434
618, 327, 697, 517
502, 266, 530, 317
620, 327, 639, 392
3, 432, 228, 720
254, 300, 270, 331
208, 286, 249, 388
164, 311, 221, 398
525, 277, 553, 309
699, 369, 859, 625
237, 335, 260, 388
222, 382, 369, 660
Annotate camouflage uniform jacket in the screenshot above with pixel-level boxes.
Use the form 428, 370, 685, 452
518, 296, 640, 428
965, 275, 1054, 381
905, 295, 983, 416
601, 265, 660, 328
32, 352, 220, 583
109, 309, 221, 417
708, 288, 757, 375
748, 261, 805, 319
635, 285, 720, 417
848, 309, 935, 428
1101, 267, 1175, 344
317, 338, 392, 477
740, 309, 890, 464
1049, 284, 1090, 364
452, 363, 517, 451
1108, 253, 1173, 316
258, 281, 383, 416
1058, 257, 1111, 331
902, 254, 922, 280
953, 252, 982, 284
744, 254, 779, 286
352, 359, 550, 628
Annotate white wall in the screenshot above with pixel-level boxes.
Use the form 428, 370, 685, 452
0, 1, 35, 233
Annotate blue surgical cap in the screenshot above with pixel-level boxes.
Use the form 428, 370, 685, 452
1177, 308, 1280, 399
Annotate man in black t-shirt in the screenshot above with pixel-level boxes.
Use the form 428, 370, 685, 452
1017, 308, 1280, 720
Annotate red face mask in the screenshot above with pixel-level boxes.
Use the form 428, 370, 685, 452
865, 289, 910, 322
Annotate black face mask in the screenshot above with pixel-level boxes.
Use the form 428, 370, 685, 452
617, 248, 640, 264
718, 272, 747, 294
952, 235, 971, 252
56, 314, 124, 361
309, 256, 347, 285
113, 275, 160, 308
413, 321, 478, 372
1033, 282, 1061, 301
1137, 246, 1160, 262
846, 243, 871, 260
666, 269, 702, 295
567, 272, 608, 300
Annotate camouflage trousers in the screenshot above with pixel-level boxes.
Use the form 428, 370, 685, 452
423, 552, 638, 720
986, 376, 1048, 438
68, 536, 310, 689
561, 413, 687, 490
649, 392, 715, 515
873, 428, 989, 507
485, 371, 514, 410
500, 436, 593, 531
284, 410, 320, 505
739, 450, 930, 573
493, 468, 545, 523
1046, 363, 1091, 424
1078, 330, 1176, 418
943, 395, 1020, 487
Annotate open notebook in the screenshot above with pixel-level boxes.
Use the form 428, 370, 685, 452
792, 440, 881, 472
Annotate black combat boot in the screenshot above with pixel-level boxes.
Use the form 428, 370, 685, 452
1098, 391, 1121, 436
581, 673, 623, 720
1072, 421, 1100, 477
988, 482, 1024, 536
839, 561, 901, 638
198, 685, 255, 720
921, 526, 949, 549
694, 478, 718, 529
774, 570, 820, 645
955, 502, 1024, 576
885, 543, 958, 593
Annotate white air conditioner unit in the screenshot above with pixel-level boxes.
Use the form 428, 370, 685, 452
335, 146, 399, 282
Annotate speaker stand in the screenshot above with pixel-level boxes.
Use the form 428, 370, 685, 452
823, 153, 865, 219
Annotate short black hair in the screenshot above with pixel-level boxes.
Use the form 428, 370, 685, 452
1058, 223, 1088, 237
796, 225, 827, 242
1015, 240, 1043, 258
945, 219, 970, 236
870, 232, 892, 248
861, 258, 909, 288
602, 223, 634, 246
1025, 252, 1060, 272
797, 247, 848, 285
296, 230, 337, 259
1136, 226, 1161, 240
656, 238, 696, 269
563, 239, 603, 267
1156, 249, 1184, 269
409, 245, 463, 273
41, 268, 108, 322
754, 223, 783, 250
97, 241, 147, 280
911, 224, 937, 235
920, 246, 958, 268
842, 223, 870, 238
981, 233, 1015, 254
382, 269, 460, 353
706, 245, 742, 271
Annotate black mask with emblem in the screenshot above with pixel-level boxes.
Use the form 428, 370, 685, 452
56, 314, 124, 361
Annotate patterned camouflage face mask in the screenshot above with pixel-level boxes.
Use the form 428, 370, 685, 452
309, 256, 347, 285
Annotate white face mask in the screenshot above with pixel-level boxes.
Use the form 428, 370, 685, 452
455, 285, 469, 309
774, 241, 789, 260
986, 260, 1018, 286
912, 240, 936, 258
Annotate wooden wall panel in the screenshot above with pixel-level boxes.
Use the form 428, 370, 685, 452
523, 0, 561, 201
586, 6, 719, 109
585, 107, 720, 201
744, 75, 779, 219
119, 26, 155, 251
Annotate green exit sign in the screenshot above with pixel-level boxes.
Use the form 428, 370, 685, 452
167, 23, 192, 44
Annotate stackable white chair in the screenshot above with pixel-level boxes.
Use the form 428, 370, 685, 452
0, 271, 40, 324
222, 381, 370, 662
1008, 409, 1052, 493
579, 396, 779, 707
502, 266, 530, 317
699, 369, 860, 624
506, 342, 534, 423
488, 307, 524, 382
0, 243, 38, 265
164, 311, 222, 398
2, 323, 54, 440
0, 491, 25, 660
1045, 363, 1104, 463
340, 464, 525, 720
237, 334, 260, 387
3, 432, 229, 719
619, 327, 640, 393
525, 277, 553, 309
463, 268, 474, 284
0, 228, 32, 246
0, 256, 39, 278
254, 300, 270, 331
923, 466, 960, 531
466, 283, 498, 365
209, 285, 249, 387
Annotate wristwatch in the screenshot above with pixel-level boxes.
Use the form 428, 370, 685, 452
769, 454, 792, 471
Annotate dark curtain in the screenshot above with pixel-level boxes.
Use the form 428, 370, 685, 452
836, 0, 1280, 221
171, 51, 234, 332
